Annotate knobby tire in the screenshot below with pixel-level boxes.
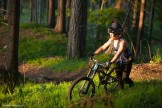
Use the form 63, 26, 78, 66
68, 77, 95, 101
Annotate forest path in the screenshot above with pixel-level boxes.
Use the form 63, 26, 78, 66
0, 28, 162, 83
18, 63, 162, 83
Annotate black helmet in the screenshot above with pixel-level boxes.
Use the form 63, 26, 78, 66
107, 20, 123, 35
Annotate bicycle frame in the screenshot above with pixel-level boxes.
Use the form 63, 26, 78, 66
79, 59, 112, 94
69, 56, 127, 101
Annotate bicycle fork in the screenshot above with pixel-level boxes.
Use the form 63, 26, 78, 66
79, 70, 96, 94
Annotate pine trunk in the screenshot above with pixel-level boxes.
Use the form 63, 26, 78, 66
48, 0, 55, 28
67, 0, 87, 58
6, 0, 20, 93
53, 0, 66, 33
136, 0, 146, 58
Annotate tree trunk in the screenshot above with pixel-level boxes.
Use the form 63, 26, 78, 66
131, 0, 139, 30
66, 0, 71, 8
148, 0, 155, 47
30, 0, 34, 22
67, 0, 88, 58
100, 0, 107, 10
48, 0, 55, 28
136, 0, 146, 58
2, 0, 7, 19
108, 0, 112, 7
37, 0, 41, 24
66, 0, 71, 34
114, 0, 123, 10
148, 0, 155, 60
53, 0, 66, 33
6, 0, 20, 93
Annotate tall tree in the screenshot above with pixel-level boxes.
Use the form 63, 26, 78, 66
2, 0, 7, 19
48, 0, 55, 28
66, 0, 71, 8
6, 0, 20, 93
30, 0, 35, 22
114, 0, 123, 10
36, 0, 41, 24
100, 0, 107, 10
148, 0, 155, 60
66, 0, 71, 33
53, 0, 66, 33
136, 0, 146, 58
67, 0, 88, 58
131, 0, 139, 30
148, 0, 155, 47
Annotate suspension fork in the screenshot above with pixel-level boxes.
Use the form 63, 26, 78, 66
80, 70, 96, 94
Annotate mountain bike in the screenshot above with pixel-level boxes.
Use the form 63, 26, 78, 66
68, 55, 126, 101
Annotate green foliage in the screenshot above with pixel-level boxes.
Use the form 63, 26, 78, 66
0, 82, 71, 107
19, 27, 89, 72
152, 48, 161, 63
20, 23, 47, 30
19, 28, 67, 61
88, 8, 125, 32
1, 80, 161, 107
114, 80, 162, 108
87, 8, 125, 52
28, 57, 87, 72
95, 53, 114, 62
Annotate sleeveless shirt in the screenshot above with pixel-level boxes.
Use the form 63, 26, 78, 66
111, 38, 131, 62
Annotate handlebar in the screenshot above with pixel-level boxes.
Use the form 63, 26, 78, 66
88, 54, 128, 69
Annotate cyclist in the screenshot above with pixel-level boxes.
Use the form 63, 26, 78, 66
92, 20, 134, 89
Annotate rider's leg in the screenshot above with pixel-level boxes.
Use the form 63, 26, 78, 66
123, 60, 134, 87
116, 70, 124, 90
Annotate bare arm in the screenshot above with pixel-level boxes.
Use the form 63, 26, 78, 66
94, 38, 112, 55
110, 39, 127, 63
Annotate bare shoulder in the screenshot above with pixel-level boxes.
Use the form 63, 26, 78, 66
120, 38, 128, 47
120, 38, 127, 44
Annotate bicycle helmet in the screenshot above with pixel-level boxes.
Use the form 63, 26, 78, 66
107, 20, 123, 35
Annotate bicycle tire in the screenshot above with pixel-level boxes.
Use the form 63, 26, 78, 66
104, 76, 118, 93
68, 77, 95, 101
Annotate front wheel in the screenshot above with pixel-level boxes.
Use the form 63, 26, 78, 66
68, 77, 95, 101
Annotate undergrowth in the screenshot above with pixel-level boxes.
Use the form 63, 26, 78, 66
0, 80, 162, 108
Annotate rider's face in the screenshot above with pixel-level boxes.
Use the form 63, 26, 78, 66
109, 33, 119, 40
109, 33, 114, 38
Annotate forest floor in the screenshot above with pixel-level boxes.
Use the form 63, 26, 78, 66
0, 28, 162, 83
1, 48, 162, 83
18, 62, 162, 83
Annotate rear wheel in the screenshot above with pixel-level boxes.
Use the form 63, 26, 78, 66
68, 77, 95, 101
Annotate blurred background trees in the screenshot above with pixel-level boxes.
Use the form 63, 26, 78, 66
0, 0, 161, 62
0, 0, 162, 93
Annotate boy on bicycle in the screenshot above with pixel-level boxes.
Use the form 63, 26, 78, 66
92, 20, 134, 89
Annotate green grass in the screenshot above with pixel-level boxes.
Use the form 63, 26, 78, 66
113, 80, 162, 108
19, 27, 67, 61
19, 26, 90, 72
0, 82, 71, 108
152, 47, 162, 63
28, 57, 87, 72
1, 80, 162, 108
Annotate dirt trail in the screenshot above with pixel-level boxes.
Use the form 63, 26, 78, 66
1, 28, 162, 83
1, 51, 162, 83
18, 63, 162, 83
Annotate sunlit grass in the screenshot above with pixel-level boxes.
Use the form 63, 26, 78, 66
1, 77, 162, 107
0, 82, 71, 108
152, 48, 161, 63
28, 57, 87, 72
113, 80, 162, 108
19, 28, 67, 62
